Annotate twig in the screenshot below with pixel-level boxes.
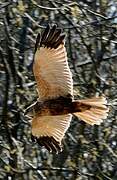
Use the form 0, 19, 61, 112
101, 141, 117, 158
24, 12, 44, 28
31, 0, 74, 10
0, 2, 11, 10
3, 16, 17, 85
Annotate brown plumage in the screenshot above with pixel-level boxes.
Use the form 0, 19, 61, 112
24, 24, 109, 153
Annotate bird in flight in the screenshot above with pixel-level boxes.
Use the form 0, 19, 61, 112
24, 24, 109, 153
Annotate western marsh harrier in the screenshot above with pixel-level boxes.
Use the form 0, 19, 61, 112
25, 25, 109, 153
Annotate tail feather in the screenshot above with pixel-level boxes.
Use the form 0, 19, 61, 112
73, 96, 109, 125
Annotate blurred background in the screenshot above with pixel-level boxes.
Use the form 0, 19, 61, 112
0, 0, 117, 179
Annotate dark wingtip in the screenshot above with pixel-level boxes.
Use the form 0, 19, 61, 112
52, 24, 57, 29
54, 33, 66, 49
37, 24, 65, 49
40, 24, 50, 46
31, 135, 62, 153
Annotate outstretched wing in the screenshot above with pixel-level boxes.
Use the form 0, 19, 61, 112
33, 24, 73, 100
32, 114, 72, 153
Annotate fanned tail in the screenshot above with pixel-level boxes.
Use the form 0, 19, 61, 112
73, 96, 109, 125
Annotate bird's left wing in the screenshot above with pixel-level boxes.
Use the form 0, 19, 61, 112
32, 114, 72, 153
33, 24, 73, 100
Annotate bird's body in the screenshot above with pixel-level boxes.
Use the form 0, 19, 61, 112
25, 24, 109, 153
27, 96, 92, 116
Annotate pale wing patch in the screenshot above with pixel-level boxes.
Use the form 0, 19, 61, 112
32, 114, 72, 143
33, 44, 73, 100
